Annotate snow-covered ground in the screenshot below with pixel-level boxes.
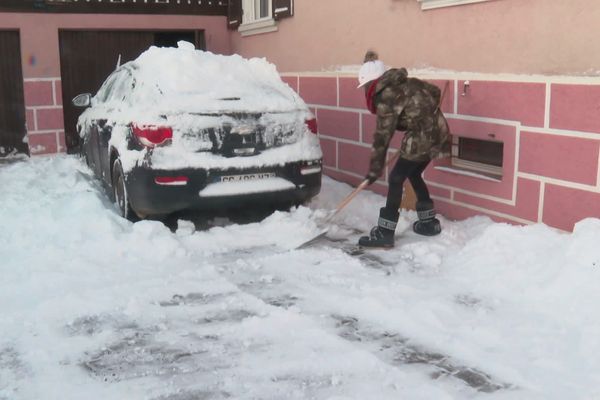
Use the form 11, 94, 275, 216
1, 155, 600, 400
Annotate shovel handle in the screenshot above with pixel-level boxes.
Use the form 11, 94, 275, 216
326, 148, 402, 222
331, 179, 369, 217
327, 150, 400, 222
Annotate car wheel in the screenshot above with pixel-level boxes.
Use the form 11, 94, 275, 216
112, 159, 138, 222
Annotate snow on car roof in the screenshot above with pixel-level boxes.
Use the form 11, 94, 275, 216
117, 41, 306, 113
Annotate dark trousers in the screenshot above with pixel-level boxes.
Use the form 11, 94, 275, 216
385, 157, 431, 211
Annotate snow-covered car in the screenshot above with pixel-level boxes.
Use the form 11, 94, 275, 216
72, 42, 322, 220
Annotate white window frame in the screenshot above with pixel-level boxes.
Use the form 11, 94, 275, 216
238, 0, 278, 37
418, 0, 494, 11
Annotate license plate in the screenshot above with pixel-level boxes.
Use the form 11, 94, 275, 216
220, 172, 276, 182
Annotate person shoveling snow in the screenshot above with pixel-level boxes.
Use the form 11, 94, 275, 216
355, 50, 451, 248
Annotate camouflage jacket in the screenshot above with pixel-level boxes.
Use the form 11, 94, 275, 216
367, 68, 451, 176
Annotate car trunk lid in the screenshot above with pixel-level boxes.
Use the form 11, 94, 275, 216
165, 110, 309, 157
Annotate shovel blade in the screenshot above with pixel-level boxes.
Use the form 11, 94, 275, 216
295, 229, 329, 250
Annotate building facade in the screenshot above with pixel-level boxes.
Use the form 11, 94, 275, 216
229, 0, 600, 232
1, 0, 599, 232
0, 0, 231, 157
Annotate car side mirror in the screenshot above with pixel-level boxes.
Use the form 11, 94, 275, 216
72, 93, 92, 108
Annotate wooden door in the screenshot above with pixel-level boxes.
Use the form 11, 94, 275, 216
0, 30, 27, 157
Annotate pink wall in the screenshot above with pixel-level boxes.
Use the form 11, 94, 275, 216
231, 0, 600, 76
0, 13, 230, 79
283, 71, 600, 232
24, 78, 65, 155
227, 0, 600, 232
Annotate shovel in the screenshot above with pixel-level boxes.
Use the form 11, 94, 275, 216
295, 149, 402, 250
296, 79, 450, 250
295, 181, 368, 249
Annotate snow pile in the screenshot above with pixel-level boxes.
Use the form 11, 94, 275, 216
97, 41, 306, 114
78, 42, 321, 173
2, 155, 600, 400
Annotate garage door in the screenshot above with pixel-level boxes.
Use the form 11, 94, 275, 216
0, 30, 27, 157
59, 30, 205, 153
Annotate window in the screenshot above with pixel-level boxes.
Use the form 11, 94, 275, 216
106, 73, 134, 103
451, 136, 503, 178
254, 0, 270, 19
94, 73, 120, 103
239, 0, 276, 36
417, 0, 495, 11
94, 70, 133, 104
228, 0, 293, 36
243, 0, 271, 23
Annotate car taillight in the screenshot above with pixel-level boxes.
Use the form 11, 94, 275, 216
132, 124, 173, 147
154, 176, 189, 186
305, 117, 318, 134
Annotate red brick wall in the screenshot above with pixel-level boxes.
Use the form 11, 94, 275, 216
24, 78, 65, 155
284, 72, 600, 232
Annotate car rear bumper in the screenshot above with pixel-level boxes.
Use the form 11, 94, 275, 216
125, 159, 322, 217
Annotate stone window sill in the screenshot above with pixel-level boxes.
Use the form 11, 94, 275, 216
418, 0, 494, 11
239, 18, 278, 37
434, 165, 502, 182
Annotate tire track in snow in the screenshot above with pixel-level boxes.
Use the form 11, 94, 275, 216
331, 315, 513, 393
212, 245, 513, 394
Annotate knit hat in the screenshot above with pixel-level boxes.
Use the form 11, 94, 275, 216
357, 50, 386, 88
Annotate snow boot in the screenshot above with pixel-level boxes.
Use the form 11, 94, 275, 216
358, 207, 399, 248
413, 200, 441, 236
